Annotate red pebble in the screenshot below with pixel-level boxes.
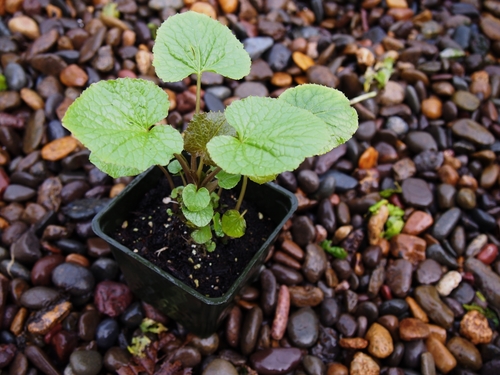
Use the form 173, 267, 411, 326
117, 70, 137, 78
94, 281, 133, 317
389, 194, 404, 208
462, 272, 475, 285
44, 322, 62, 345
476, 244, 499, 265
381, 285, 392, 300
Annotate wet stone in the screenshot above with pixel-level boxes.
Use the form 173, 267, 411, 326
234, 82, 268, 98
414, 285, 454, 329
322, 170, 358, 192
401, 178, 433, 208
267, 43, 291, 71
386, 259, 412, 298
427, 243, 458, 268
96, 318, 120, 349
11, 229, 41, 264
249, 348, 302, 375
203, 358, 238, 375
416, 259, 443, 285
19, 286, 59, 310
5, 63, 27, 91
452, 90, 481, 111
3, 184, 36, 202
446, 336, 482, 371
303, 243, 327, 283
287, 307, 319, 348
292, 216, 315, 246
69, 350, 102, 375
243, 37, 274, 60
62, 198, 110, 221
465, 258, 500, 312
335, 313, 357, 337
90, 258, 119, 282
432, 207, 461, 240
437, 184, 456, 209
52, 262, 95, 296
94, 281, 133, 318
452, 119, 495, 146
103, 347, 130, 372
405, 132, 437, 153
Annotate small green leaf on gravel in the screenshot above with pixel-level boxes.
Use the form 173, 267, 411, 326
207, 96, 331, 177
167, 159, 182, 174
191, 225, 212, 244
140, 318, 167, 334
182, 205, 213, 227
153, 11, 251, 82
182, 184, 210, 211
440, 48, 465, 59
102, 2, 119, 18
216, 170, 241, 189
387, 204, 404, 218
0, 75, 7, 91
369, 199, 388, 214
279, 84, 358, 151
320, 240, 348, 259
184, 112, 236, 164
221, 209, 246, 238
62, 78, 183, 178
379, 182, 402, 198
383, 216, 404, 240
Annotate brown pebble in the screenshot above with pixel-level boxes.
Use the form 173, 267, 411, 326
27, 301, 72, 335
350, 352, 380, 375
59, 64, 88, 87
10, 307, 28, 336
65, 254, 89, 267
421, 96, 442, 119
327, 362, 348, 375
365, 322, 394, 358
339, 337, 368, 349
405, 296, 429, 323
190, 2, 217, 19
460, 310, 493, 345
218, 0, 238, 13
292, 51, 314, 71
426, 335, 457, 374
271, 285, 289, 340
20, 88, 44, 110
288, 285, 324, 307
358, 147, 378, 169
225, 305, 242, 348
399, 318, 430, 341
8, 16, 39, 39
41, 136, 78, 161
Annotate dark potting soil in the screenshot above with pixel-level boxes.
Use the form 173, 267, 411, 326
113, 176, 275, 297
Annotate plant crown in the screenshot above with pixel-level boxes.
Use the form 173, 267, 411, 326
63, 11, 358, 251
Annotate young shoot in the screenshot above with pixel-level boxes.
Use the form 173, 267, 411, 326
62, 11, 358, 253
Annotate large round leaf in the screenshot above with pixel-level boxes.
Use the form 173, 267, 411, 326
206, 97, 331, 177
152, 11, 251, 82
279, 84, 358, 151
62, 78, 183, 177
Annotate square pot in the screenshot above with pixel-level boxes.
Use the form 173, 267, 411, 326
92, 166, 297, 337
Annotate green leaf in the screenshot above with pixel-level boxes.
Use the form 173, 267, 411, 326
207, 97, 331, 177
216, 170, 241, 189
249, 175, 276, 184
387, 204, 404, 218
0, 75, 7, 91
182, 205, 213, 227
184, 112, 236, 164
383, 216, 404, 240
140, 318, 167, 334
206, 241, 216, 252
320, 240, 347, 259
279, 84, 358, 151
368, 199, 388, 214
62, 78, 183, 178
379, 182, 402, 198
171, 186, 183, 199
182, 184, 210, 211
191, 225, 212, 244
213, 212, 224, 237
221, 209, 246, 238
167, 159, 182, 174
127, 336, 151, 357
102, 2, 119, 18
152, 11, 251, 82
210, 192, 220, 209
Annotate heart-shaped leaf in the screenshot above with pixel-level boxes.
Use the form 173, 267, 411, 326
191, 225, 212, 244
167, 159, 182, 174
62, 78, 183, 177
279, 84, 358, 151
222, 209, 246, 238
182, 184, 210, 212
206, 97, 331, 177
152, 11, 251, 82
182, 205, 213, 227
184, 112, 236, 165
216, 170, 241, 189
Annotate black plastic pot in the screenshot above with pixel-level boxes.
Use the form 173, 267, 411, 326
92, 166, 297, 337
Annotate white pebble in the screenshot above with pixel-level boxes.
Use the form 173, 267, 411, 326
436, 271, 462, 297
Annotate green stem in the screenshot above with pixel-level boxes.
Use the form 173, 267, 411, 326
235, 175, 248, 212
349, 91, 377, 106
175, 154, 194, 184
200, 166, 221, 188
179, 172, 187, 186
195, 73, 201, 114
197, 156, 204, 182
157, 165, 175, 191
190, 155, 198, 185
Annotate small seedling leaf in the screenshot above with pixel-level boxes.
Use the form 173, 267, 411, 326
182, 205, 213, 227
320, 240, 348, 259
184, 112, 236, 164
182, 184, 210, 211
383, 216, 404, 239
213, 212, 224, 237
216, 170, 241, 189
140, 318, 167, 334
191, 225, 212, 244
127, 336, 151, 357
167, 159, 182, 174
368, 199, 388, 214
379, 182, 402, 198
207, 97, 331, 177
206, 241, 216, 252
279, 84, 358, 151
387, 204, 404, 218
62, 78, 183, 177
153, 11, 251, 82
222, 209, 246, 238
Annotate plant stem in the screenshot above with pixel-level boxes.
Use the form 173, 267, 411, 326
157, 165, 175, 191
197, 156, 204, 182
175, 154, 194, 184
349, 91, 377, 106
195, 73, 201, 114
235, 175, 248, 212
200, 166, 221, 187
190, 155, 198, 185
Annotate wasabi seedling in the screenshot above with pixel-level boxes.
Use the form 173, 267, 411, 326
62, 11, 358, 252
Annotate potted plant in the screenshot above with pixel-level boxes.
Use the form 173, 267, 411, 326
62, 11, 358, 337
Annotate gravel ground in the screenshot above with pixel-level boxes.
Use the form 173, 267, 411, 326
1, 0, 500, 374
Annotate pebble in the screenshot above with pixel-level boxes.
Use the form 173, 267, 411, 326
436, 271, 462, 297
27, 300, 72, 335
69, 350, 102, 375
421, 96, 442, 119
243, 37, 274, 60
426, 335, 457, 374
203, 358, 238, 375
379, 81, 405, 106
452, 90, 480, 111
52, 262, 95, 296
386, 259, 412, 298
60, 65, 88, 87
465, 257, 500, 312
24, 345, 59, 375
94, 281, 133, 317
95, 318, 120, 349
5, 63, 27, 91
401, 178, 433, 208
446, 336, 482, 371
399, 318, 430, 341
41, 136, 78, 161
402, 211, 433, 235
3, 184, 36, 202
240, 306, 262, 355
452, 119, 495, 145
350, 352, 380, 375
8, 16, 40, 39
287, 307, 319, 348
19, 286, 59, 309
414, 285, 455, 329
365, 322, 393, 358
249, 348, 302, 375
432, 207, 461, 240
103, 347, 130, 372
390, 234, 426, 266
